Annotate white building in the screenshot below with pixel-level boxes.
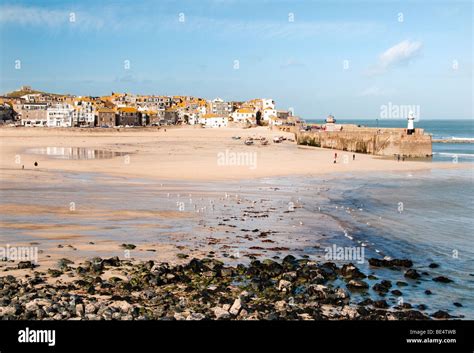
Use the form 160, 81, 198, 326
185, 111, 201, 125
72, 101, 95, 127
47, 104, 74, 127
21, 93, 42, 103
262, 107, 277, 122
261, 98, 275, 110
231, 108, 256, 124
268, 116, 284, 126
197, 105, 207, 115
199, 114, 228, 128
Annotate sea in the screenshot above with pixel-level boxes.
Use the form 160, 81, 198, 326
302, 118, 474, 317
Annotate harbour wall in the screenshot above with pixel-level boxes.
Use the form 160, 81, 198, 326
295, 126, 432, 158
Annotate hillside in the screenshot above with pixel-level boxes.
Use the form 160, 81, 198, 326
4, 87, 68, 98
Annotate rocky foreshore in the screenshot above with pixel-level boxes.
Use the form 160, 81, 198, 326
0, 256, 459, 320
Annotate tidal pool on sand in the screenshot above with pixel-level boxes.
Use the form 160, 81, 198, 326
25, 147, 128, 160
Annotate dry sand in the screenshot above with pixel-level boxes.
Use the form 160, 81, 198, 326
0, 125, 465, 182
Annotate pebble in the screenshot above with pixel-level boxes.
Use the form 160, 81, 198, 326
229, 298, 242, 316
213, 307, 230, 320
85, 303, 96, 314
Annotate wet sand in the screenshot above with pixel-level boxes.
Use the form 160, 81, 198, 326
0, 162, 345, 280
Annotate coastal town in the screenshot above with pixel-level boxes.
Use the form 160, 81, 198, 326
0, 86, 298, 129
0, 86, 435, 159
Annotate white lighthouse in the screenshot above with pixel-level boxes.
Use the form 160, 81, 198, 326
407, 111, 415, 135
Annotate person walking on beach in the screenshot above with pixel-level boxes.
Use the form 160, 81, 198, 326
334, 152, 337, 159
397, 154, 400, 162
353, 154, 355, 161
333, 158, 336, 164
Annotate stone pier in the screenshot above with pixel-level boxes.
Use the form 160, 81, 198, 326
296, 125, 432, 158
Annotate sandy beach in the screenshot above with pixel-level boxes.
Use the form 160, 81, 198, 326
0, 126, 466, 183
0, 125, 468, 269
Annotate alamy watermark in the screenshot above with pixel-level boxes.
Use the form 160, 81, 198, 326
18, 328, 55, 347
217, 149, 257, 170
0, 244, 38, 263
380, 102, 420, 121
324, 244, 365, 264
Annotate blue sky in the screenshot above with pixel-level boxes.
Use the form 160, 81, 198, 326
0, 0, 472, 119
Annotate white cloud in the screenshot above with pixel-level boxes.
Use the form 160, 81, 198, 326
358, 86, 395, 97
0, 5, 104, 30
0, 4, 380, 39
0, 5, 65, 27
358, 86, 384, 97
185, 18, 380, 39
368, 40, 422, 75
280, 58, 305, 69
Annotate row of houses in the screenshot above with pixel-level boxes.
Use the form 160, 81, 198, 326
0, 87, 297, 128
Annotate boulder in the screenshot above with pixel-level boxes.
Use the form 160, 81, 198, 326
373, 300, 389, 309
102, 256, 121, 267
261, 259, 283, 277
432, 310, 452, 319
404, 269, 421, 280
433, 276, 453, 283
213, 306, 230, 320
341, 263, 366, 279
335, 288, 349, 299
391, 289, 403, 296
282, 255, 299, 270
75, 304, 84, 317
229, 298, 242, 316
18, 261, 35, 269
368, 258, 412, 268
277, 279, 292, 292
341, 306, 359, 319
346, 280, 369, 290
109, 300, 132, 313
25, 301, 39, 312
186, 312, 206, 320
85, 303, 96, 314
308, 284, 330, 298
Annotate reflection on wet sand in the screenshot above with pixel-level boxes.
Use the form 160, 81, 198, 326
25, 147, 128, 160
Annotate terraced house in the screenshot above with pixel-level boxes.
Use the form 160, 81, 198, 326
46, 104, 74, 127
72, 100, 95, 127
231, 108, 256, 124
199, 113, 228, 128
208, 98, 232, 116
117, 107, 141, 126
20, 102, 48, 127
97, 108, 116, 127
